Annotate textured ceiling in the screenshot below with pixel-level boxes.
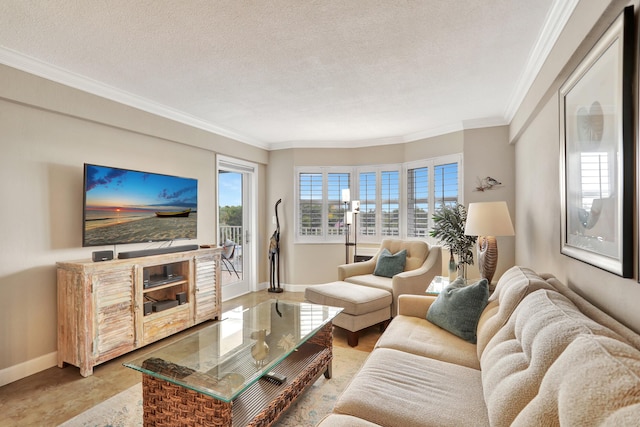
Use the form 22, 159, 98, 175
0, 1, 575, 150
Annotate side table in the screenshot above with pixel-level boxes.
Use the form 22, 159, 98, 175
426, 276, 477, 295
426, 276, 450, 295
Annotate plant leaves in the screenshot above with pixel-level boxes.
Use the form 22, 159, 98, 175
429, 204, 477, 267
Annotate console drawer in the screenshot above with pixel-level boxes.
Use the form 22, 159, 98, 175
143, 304, 191, 344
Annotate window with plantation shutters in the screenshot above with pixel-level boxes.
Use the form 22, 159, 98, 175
356, 168, 400, 240
298, 172, 323, 237
359, 172, 376, 236
327, 172, 350, 236
434, 163, 459, 209
405, 155, 461, 238
381, 170, 400, 236
295, 154, 461, 243
407, 166, 429, 237
296, 168, 351, 241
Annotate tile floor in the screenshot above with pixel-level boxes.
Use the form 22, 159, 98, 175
0, 290, 381, 426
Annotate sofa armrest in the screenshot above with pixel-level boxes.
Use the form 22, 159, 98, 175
397, 294, 437, 318
391, 246, 442, 298
338, 259, 376, 280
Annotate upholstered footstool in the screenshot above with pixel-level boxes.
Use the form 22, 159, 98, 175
305, 281, 392, 347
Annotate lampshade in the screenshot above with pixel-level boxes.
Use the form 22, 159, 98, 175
342, 188, 351, 203
345, 211, 353, 225
464, 201, 514, 237
464, 201, 514, 284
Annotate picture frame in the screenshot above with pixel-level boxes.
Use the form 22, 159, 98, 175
559, 6, 634, 278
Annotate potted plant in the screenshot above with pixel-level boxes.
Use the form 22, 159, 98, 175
429, 204, 477, 279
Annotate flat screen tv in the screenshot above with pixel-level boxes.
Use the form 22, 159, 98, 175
83, 163, 198, 247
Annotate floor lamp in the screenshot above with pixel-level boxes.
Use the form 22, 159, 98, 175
464, 201, 514, 284
342, 189, 352, 264
351, 200, 360, 262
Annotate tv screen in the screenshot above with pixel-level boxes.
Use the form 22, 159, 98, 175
83, 163, 198, 247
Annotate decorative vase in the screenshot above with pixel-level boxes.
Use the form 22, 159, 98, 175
448, 251, 456, 281
457, 263, 467, 280
250, 329, 270, 368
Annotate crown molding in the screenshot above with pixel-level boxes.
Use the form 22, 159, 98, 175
269, 118, 510, 151
269, 134, 411, 151
503, 0, 579, 122
0, 47, 269, 150
461, 117, 509, 130
400, 122, 465, 144
1, 0, 568, 154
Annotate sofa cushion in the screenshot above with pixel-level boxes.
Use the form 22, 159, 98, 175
373, 248, 406, 277
333, 348, 489, 427
426, 277, 489, 343
481, 289, 624, 427
375, 314, 480, 369
475, 266, 556, 359
512, 334, 640, 426
317, 414, 382, 427
544, 275, 640, 350
344, 274, 392, 293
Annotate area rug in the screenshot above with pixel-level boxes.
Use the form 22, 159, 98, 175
58, 345, 369, 427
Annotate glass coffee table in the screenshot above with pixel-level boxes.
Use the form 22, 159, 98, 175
125, 299, 342, 427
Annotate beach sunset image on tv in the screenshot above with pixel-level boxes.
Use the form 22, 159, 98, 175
83, 164, 198, 246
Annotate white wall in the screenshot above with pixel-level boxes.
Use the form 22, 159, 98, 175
0, 64, 268, 385
512, 0, 640, 334
267, 127, 516, 285
463, 126, 516, 279
5, 0, 631, 386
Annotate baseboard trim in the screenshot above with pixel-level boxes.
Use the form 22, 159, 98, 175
1, 285, 314, 386
258, 282, 309, 293
0, 351, 57, 387
284, 283, 310, 293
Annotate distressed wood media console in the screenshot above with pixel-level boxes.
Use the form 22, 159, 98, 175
56, 248, 221, 377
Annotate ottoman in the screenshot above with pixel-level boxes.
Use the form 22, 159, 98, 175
305, 281, 392, 347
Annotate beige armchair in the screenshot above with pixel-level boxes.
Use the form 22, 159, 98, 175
338, 239, 442, 316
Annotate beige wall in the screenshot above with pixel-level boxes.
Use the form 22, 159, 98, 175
5, 0, 631, 386
463, 127, 516, 279
512, 0, 640, 334
0, 64, 269, 384
268, 128, 515, 285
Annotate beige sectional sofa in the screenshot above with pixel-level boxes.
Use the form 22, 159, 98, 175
318, 266, 640, 426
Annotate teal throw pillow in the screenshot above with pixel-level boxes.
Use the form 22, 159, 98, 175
426, 278, 489, 343
373, 248, 407, 278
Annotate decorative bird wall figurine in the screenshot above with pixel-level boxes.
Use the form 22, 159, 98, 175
475, 176, 503, 192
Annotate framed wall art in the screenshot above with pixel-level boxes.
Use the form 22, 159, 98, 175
559, 6, 634, 278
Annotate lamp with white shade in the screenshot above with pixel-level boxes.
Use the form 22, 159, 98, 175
464, 201, 515, 283
351, 200, 360, 261
342, 189, 351, 263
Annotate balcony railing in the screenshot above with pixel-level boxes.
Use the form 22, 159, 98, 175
219, 225, 243, 273
219, 225, 243, 245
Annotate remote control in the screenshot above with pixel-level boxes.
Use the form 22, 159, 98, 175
262, 371, 287, 384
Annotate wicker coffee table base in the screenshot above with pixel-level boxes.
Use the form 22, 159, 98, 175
142, 322, 334, 427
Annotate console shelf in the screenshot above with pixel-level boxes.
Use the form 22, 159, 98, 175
56, 247, 221, 377
143, 279, 187, 293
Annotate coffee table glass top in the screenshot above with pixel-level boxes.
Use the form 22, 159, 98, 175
124, 299, 341, 402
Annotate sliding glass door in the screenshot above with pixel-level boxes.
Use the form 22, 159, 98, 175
217, 156, 257, 301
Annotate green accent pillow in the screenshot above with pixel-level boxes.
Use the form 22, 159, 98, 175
426, 277, 489, 343
373, 248, 407, 278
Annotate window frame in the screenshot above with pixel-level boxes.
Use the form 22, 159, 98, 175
403, 154, 463, 243
295, 166, 353, 243
354, 165, 403, 243
294, 154, 463, 244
